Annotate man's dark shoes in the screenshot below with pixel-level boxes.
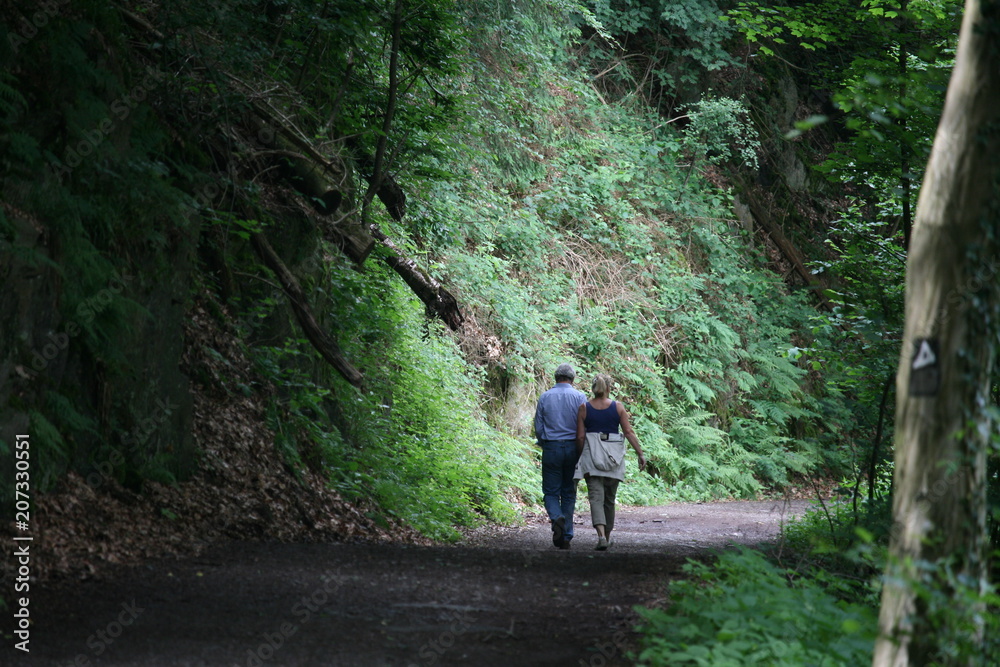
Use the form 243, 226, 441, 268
559, 538, 571, 550
552, 516, 566, 547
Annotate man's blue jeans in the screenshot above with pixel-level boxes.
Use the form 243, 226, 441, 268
540, 439, 579, 541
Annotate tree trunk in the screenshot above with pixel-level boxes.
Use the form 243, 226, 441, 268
362, 0, 403, 222
898, 0, 912, 253
873, 1, 1000, 664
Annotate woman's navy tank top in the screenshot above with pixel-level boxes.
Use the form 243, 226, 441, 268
584, 401, 620, 433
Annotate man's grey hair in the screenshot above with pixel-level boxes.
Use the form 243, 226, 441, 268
555, 363, 576, 382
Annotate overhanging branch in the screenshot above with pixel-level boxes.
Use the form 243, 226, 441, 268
250, 232, 364, 388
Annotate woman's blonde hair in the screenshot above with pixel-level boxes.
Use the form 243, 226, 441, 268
591, 374, 612, 398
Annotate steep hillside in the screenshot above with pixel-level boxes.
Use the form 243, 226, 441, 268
0, 0, 875, 576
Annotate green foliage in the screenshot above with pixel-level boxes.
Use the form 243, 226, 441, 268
801, 203, 906, 499
819, 45, 953, 194
658, 1, 737, 72
781, 496, 891, 600
590, 0, 740, 101
252, 259, 532, 539
727, 0, 960, 233
679, 94, 761, 170
0, 1, 202, 498
635, 548, 878, 666
651, 409, 761, 499
902, 556, 1000, 664
724, 0, 853, 56
652, 218, 824, 493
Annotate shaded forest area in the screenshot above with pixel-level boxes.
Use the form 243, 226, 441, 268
2, 0, 999, 664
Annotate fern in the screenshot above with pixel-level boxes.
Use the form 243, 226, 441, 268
748, 398, 796, 425
671, 410, 727, 452
712, 463, 762, 498
670, 372, 718, 406
28, 410, 73, 492
0, 72, 26, 116
733, 368, 758, 392
703, 314, 740, 350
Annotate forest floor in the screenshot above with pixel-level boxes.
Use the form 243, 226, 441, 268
22, 498, 814, 666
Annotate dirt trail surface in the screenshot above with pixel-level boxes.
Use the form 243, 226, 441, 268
23, 500, 811, 666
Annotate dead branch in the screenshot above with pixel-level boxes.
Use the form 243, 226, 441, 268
369, 224, 463, 331
735, 187, 833, 311
250, 232, 364, 388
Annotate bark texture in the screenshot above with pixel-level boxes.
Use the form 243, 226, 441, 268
369, 225, 464, 331
873, 1, 1000, 664
250, 232, 365, 388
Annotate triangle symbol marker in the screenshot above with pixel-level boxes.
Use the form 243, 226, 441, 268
912, 340, 937, 370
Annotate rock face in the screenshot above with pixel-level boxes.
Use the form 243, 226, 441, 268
725, 62, 844, 301
1, 207, 61, 438
0, 199, 201, 491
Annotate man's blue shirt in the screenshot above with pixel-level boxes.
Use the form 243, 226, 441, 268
534, 383, 587, 442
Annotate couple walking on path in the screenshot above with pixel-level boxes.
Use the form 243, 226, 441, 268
534, 363, 647, 550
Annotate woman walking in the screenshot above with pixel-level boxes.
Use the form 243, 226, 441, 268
575, 374, 647, 550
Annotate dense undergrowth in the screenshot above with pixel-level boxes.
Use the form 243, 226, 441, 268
5, 0, 971, 567
0, 0, 871, 540
401, 2, 851, 510
6, 0, 1000, 662
633, 495, 1000, 666
635, 546, 879, 666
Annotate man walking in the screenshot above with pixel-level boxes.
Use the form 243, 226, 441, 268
534, 363, 587, 549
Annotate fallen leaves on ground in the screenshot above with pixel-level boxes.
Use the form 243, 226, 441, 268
5, 296, 429, 583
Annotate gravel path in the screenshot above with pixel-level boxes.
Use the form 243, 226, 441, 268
24, 500, 812, 666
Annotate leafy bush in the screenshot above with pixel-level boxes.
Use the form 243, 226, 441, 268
783, 492, 893, 554
901, 556, 1000, 664
778, 487, 891, 602
635, 549, 877, 666
253, 260, 535, 540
